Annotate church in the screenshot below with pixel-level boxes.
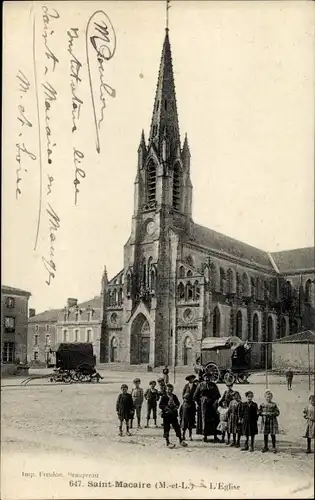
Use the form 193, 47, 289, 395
99, 27, 314, 368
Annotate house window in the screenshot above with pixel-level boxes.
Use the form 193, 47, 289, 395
35, 324, 39, 332
34, 334, 39, 346
33, 351, 39, 361
2, 342, 15, 363
75, 310, 79, 321
4, 316, 15, 333
45, 324, 50, 332
86, 329, 92, 342
6, 297, 15, 308
74, 330, 79, 342
63, 329, 68, 342
45, 334, 50, 346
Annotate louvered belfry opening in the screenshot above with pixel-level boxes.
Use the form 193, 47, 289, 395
147, 161, 156, 204
173, 163, 180, 210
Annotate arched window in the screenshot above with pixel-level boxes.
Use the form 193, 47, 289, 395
173, 163, 181, 211
305, 279, 313, 303
252, 314, 259, 342
112, 289, 117, 305
280, 317, 286, 338
147, 257, 153, 287
264, 281, 270, 300
118, 288, 123, 305
290, 319, 298, 335
179, 266, 185, 278
243, 273, 250, 297
251, 277, 256, 299
126, 273, 132, 296
142, 258, 146, 287
186, 282, 194, 301
220, 268, 226, 294
110, 337, 118, 362
183, 336, 193, 366
178, 282, 185, 300
256, 277, 263, 300
227, 268, 236, 295
147, 160, 156, 204
236, 311, 242, 338
150, 267, 156, 292
236, 273, 243, 298
187, 270, 193, 278
186, 255, 194, 267
213, 307, 220, 337
107, 290, 112, 305
210, 264, 218, 291
194, 281, 200, 301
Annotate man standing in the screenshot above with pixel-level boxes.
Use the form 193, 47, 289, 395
285, 367, 294, 390
194, 372, 221, 442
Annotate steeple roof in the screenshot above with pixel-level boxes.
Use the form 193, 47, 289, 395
148, 29, 180, 158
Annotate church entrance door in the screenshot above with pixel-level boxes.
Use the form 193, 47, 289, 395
130, 313, 151, 364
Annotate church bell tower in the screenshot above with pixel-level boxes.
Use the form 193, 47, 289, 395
123, 23, 194, 367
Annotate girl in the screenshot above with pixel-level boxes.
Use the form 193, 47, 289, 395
227, 391, 242, 447
239, 390, 259, 452
303, 394, 315, 454
259, 390, 280, 453
217, 399, 229, 444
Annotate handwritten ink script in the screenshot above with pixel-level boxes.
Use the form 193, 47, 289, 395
86, 10, 117, 153
16, 70, 37, 199
13, 6, 117, 286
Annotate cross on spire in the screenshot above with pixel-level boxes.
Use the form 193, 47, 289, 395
166, 0, 171, 30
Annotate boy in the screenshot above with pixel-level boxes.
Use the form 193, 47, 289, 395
144, 380, 159, 428
285, 367, 294, 390
116, 384, 134, 437
159, 383, 188, 448
239, 390, 259, 452
131, 378, 144, 429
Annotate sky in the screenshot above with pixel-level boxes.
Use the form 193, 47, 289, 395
2, 0, 314, 314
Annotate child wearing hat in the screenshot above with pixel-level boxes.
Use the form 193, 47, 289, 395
159, 383, 188, 448
303, 394, 315, 454
131, 378, 144, 429
239, 390, 259, 452
116, 384, 134, 437
259, 390, 280, 453
144, 380, 159, 428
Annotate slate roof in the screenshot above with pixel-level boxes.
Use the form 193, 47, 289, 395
2, 285, 31, 296
184, 223, 274, 269
29, 309, 60, 323
76, 296, 101, 310
275, 330, 315, 344
271, 248, 315, 273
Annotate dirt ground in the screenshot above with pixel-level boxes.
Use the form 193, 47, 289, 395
1, 369, 314, 499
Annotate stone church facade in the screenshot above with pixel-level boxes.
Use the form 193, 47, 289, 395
99, 29, 315, 368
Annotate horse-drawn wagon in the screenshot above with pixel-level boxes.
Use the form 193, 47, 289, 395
199, 336, 252, 384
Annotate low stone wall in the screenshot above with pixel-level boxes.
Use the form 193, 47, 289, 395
272, 343, 315, 373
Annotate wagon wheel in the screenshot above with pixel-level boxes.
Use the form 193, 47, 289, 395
223, 370, 236, 386
61, 371, 72, 383
204, 362, 220, 383
237, 373, 250, 384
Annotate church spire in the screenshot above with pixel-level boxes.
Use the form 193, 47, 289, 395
148, 27, 180, 159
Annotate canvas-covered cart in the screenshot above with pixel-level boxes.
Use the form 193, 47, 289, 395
50, 343, 101, 383
200, 336, 251, 384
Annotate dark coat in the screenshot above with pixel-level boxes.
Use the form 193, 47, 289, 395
159, 393, 180, 419
144, 388, 159, 406
239, 401, 259, 436
193, 381, 221, 436
116, 393, 134, 420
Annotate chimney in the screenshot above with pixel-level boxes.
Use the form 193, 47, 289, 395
29, 308, 36, 318
67, 298, 78, 308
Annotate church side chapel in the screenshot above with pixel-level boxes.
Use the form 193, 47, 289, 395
99, 26, 315, 368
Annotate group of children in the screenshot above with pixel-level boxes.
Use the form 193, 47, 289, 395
116, 375, 315, 453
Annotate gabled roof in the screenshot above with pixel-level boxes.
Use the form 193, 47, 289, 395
29, 309, 60, 323
275, 330, 315, 344
76, 296, 101, 310
185, 223, 274, 270
271, 247, 315, 273
2, 285, 31, 297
